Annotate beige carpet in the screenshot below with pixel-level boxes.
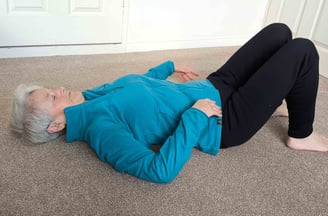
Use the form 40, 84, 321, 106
1, 47, 328, 216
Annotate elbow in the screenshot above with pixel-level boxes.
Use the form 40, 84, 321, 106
138, 172, 176, 184
150, 160, 184, 184
157, 175, 175, 184
152, 171, 178, 184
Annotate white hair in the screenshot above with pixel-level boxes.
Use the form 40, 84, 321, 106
10, 84, 63, 144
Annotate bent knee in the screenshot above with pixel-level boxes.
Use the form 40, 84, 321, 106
291, 38, 319, 59
266, 23, 292, 42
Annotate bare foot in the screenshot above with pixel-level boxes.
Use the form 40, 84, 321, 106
287, 132, 328, 152
272, 101, 288, 117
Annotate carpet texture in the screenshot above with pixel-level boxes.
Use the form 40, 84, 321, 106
1, 47, 328, 216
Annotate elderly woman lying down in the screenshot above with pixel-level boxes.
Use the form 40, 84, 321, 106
10, 23, 328, 183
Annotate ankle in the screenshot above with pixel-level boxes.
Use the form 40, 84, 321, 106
287, 132, 328, 152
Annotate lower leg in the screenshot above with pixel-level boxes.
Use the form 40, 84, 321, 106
282, 40, 328, 152
285, 39, 319, 139
269, 102, 328, 152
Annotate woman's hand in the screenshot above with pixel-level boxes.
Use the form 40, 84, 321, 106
174, 64, 199, 82
192, 99, 222, 117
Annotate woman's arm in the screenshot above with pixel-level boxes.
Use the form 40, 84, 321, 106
143, 61, 175, 80
90, 101, 220, 184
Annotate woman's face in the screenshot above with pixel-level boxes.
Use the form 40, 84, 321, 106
29, 87, 85, 121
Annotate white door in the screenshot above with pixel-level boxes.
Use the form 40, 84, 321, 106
265, 0, 328, 77
0, 0, 123, 46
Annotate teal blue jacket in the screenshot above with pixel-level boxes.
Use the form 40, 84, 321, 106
64, 61, 222, 183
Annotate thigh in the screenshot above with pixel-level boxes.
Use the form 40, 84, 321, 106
208, 23, 292, 104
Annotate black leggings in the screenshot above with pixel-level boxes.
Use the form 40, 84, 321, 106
207, 23, 319, 148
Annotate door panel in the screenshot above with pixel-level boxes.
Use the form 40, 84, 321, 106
0, 0, 123, 47
279, 0, 306, 34
313, 1, 328, 45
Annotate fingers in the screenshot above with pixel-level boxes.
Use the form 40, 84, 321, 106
190, 70, 200, 77
177, 72, 195, 82
174, 64, 199, 82
185, 67, 199, 76
192, 99, 222, 117
210, 102, 222, 117
207, 100, 222, 117
176, 71, 199, 82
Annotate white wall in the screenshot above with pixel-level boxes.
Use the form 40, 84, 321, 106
0, 0, 269, 58
126, 0, 269, 52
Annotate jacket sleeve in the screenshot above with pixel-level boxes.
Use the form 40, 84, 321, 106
89, 108, 209, 184
143, 61, 175, 80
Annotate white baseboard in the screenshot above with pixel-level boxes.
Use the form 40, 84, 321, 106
125, 36, 248, 53
0, 44, 126, 58
0, 35, 250, 58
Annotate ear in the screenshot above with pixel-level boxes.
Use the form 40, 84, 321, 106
47, 121, 66, 134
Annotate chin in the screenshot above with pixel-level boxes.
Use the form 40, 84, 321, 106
71, 92, 84, 104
